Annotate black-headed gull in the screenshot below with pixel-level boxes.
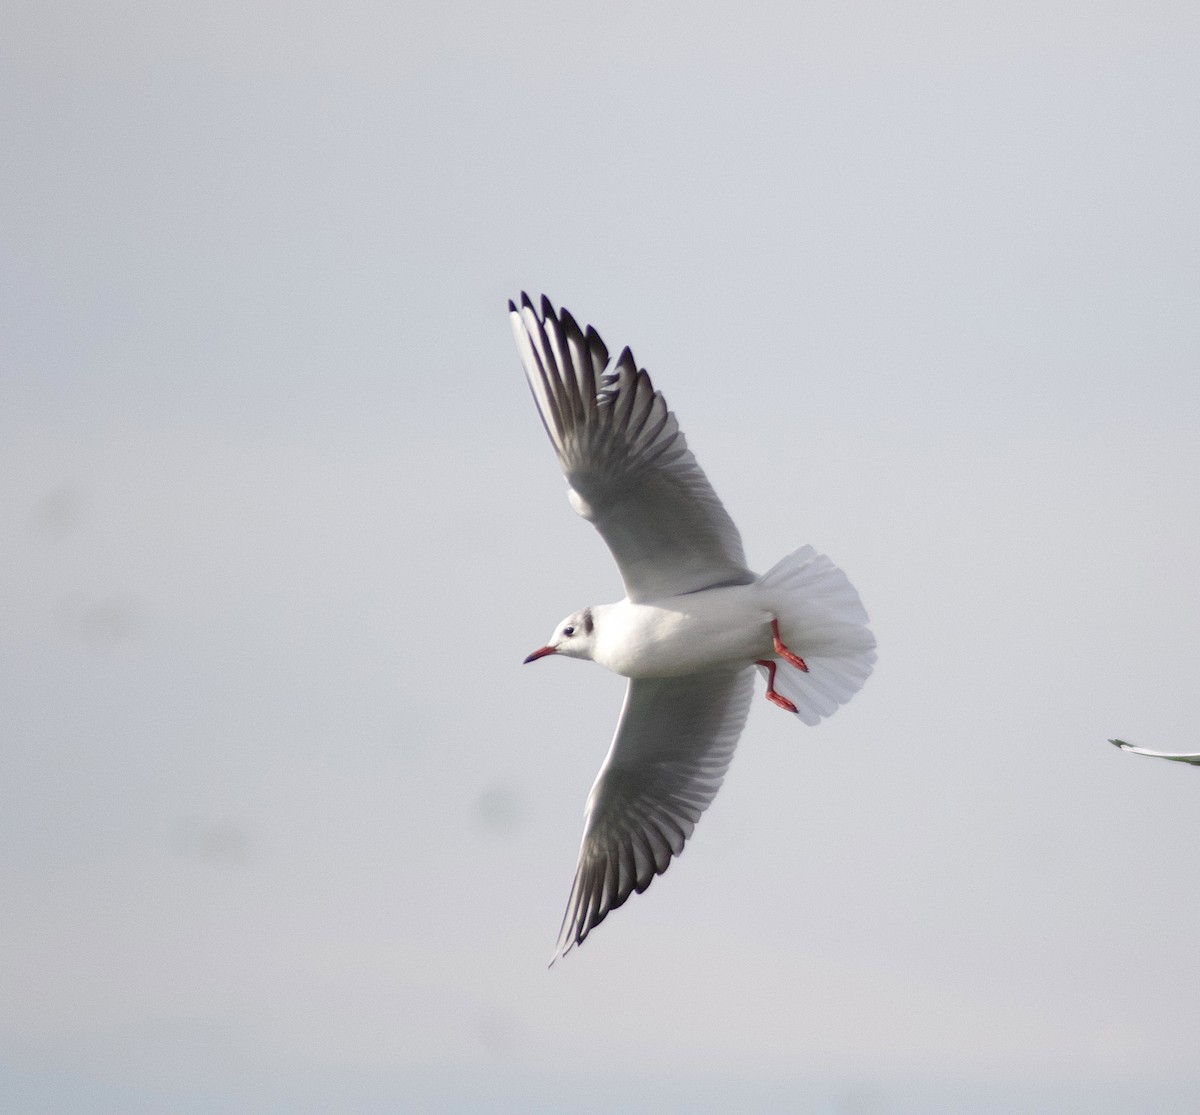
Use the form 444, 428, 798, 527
510, 294, 876, 959
1110, 739, 1200, 765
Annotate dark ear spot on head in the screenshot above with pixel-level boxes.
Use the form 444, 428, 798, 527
582, 608, 594, 636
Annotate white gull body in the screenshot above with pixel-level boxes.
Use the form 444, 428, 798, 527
511, 294, 876, 959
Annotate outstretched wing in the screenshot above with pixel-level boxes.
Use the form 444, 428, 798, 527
1110, 739, 1200, 765
510, 293, 755, 603
555, 667, 755, 960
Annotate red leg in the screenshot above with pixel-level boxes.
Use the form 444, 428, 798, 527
756, 659, 797, 714
772, 618, 809, 673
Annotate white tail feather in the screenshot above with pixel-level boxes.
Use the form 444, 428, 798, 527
756, 546, 876, 726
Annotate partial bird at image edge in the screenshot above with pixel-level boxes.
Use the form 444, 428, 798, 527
1110, 739, 1200, 765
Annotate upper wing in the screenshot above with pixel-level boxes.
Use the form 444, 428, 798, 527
510, 293, 755, 603
554, 667, 755, 960
1110, 739, 1200, 765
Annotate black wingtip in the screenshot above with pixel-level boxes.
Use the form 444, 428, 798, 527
507, 298, 517, 313
519, 291, 536, 313
540, 293, 555, 320
614, 345, 637, 373
584, 324, 609, 367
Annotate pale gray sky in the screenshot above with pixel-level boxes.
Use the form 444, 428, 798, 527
4, 2, 1200, 1111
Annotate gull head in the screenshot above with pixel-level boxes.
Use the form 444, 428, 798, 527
524, 607, 596, 664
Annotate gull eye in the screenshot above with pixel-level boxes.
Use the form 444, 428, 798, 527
562, 625, 575, 637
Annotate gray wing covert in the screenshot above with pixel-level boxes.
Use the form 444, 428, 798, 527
554, 666, 756, 959
510, 293, 755, 602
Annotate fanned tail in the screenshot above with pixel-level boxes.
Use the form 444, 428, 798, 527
756, 545, 876, 726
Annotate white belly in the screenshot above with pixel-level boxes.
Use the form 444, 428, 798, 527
592, 586, 773, 679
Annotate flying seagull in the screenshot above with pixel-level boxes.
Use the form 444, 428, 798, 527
510, 294, 876, 959
1110, 739, 1200, 765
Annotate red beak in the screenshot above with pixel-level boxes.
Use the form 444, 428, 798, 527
523, 645, 557, 664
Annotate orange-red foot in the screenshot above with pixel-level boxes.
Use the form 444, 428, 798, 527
756, 658, 798, 713
772, 618, 809, 673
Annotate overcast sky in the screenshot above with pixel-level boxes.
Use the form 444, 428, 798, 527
4, 2, 1200, 1112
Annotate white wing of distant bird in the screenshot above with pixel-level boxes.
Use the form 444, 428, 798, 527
1110, 739, 1200, 765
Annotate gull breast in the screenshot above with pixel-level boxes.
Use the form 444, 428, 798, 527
594, 587, 771, 679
